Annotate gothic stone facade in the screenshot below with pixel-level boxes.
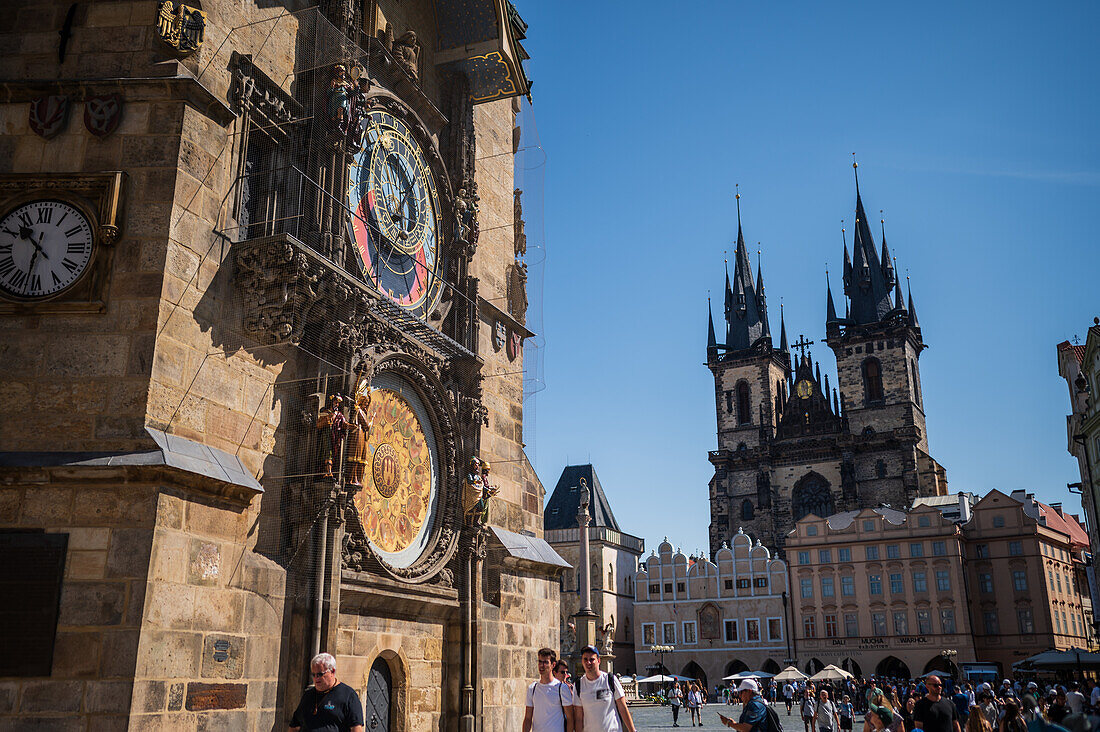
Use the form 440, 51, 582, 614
0, 1, 557, 730
707, 184, 948, 556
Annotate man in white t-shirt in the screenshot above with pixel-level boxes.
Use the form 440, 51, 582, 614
523, 647, 575, 732
574, 645, 635, 732
1066, 682, 1085, 714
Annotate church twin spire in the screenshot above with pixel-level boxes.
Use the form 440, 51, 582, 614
707, 168, 922, 358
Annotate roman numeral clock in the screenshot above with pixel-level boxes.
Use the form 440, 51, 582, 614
0, 173, 124, 313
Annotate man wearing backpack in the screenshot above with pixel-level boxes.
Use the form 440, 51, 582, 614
573, 645, 636, 732
720, 678, 783, 732
523, 647, 575, 732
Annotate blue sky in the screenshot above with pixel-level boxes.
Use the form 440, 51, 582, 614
516, 1, 1100, 554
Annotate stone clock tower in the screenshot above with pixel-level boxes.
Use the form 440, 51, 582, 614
706, 176, 948, 556
0, 1, 562, 730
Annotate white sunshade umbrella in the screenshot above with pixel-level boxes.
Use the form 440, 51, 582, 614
774, 666, 809, 682
637, 674, 676, 684
723, 672, 759, 681
809, 665, 853, 682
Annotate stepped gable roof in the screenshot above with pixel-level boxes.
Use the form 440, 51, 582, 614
543, 464, 621, 531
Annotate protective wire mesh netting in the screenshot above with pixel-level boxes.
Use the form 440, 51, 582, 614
155, 7, 543, 604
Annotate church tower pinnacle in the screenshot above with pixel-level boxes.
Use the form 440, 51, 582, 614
825, 163, 930, 454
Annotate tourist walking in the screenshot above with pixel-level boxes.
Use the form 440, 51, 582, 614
816, 689, 841, 732
573, 645, 635, 732
839, 695, 855, 732
785, 683, 796, 714
289, 652, 365, 732
914, 676, 961, 732
718, 678, 769, 732
670, 682, 684, 727
687, 682, 704, 727
522, 647, 575, 732
802, 687, 819, 732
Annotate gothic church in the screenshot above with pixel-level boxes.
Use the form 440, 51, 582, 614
706, 174, 948, 556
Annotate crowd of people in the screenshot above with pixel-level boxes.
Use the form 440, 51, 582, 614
705, 674, 1100, 732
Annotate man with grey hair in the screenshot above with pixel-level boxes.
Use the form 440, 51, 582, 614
289, 652, 364, 732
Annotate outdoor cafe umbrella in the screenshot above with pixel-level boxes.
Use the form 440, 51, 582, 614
810, 665, 853, 682
1014, 648, 1100, 671
774, 666, 809, 682
637, 674, 676, 684
723, 672, 759, 682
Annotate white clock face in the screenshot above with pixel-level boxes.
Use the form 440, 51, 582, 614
0, 200, 94, 300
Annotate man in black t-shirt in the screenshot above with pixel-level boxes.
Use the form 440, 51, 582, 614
290, 652, 365, 732
914, 676, 960, 732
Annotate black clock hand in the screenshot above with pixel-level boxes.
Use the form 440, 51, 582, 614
30, 232, 49, 260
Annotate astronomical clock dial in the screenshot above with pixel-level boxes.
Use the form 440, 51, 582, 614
347, 109, 443, 320
796, 379, 813, 399
0, 200, 94, 300
353, 372, 440, 569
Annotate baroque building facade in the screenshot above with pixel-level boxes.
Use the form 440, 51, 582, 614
706, 177, 948, 556
0, 1, 560, 730
544, 464, 644, 675
785, 504, 977, 680
632, 532, 791, 691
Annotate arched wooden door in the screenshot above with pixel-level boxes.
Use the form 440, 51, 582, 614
365, 658, 392, 732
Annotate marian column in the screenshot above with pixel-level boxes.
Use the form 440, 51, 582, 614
570, 478, 613, 673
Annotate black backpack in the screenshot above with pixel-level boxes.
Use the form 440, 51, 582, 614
765, 703, 785, 732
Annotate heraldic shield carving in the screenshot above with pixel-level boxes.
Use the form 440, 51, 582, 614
84, 94, 123, 138
156, 0, 205, 54
29, 96, 70, 139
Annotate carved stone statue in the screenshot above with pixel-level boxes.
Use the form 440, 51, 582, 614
327, 64, 354, 137
391, 30, 420, 81
454, 185, 480, 255
346, 76, 371, 151
343, 383, 373, 487
507, 262, 528, 324
563, 620, 576, 654
598, 618, 615, 655
462, 456, 498, 525
317, 394, 348, 478
513, 188, 526, 258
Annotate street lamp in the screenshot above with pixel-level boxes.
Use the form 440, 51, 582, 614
652, 644, 675, 692
941, 649, 958, 678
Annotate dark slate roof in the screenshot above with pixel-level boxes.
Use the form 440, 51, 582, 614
0, 427, 262, 492
845, 191, 896, 326
543, 464, 621, 531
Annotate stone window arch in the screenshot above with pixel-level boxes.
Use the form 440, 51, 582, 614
741, 499, 755, 520
736, 381, 752, 425
863, 357, 884, 404
792, 472, 835, 522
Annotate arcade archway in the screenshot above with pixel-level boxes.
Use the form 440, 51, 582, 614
725, 659, 749, 677
875, 656, 911, 680
840, 658, 862, 677
682, 661, 708, 690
